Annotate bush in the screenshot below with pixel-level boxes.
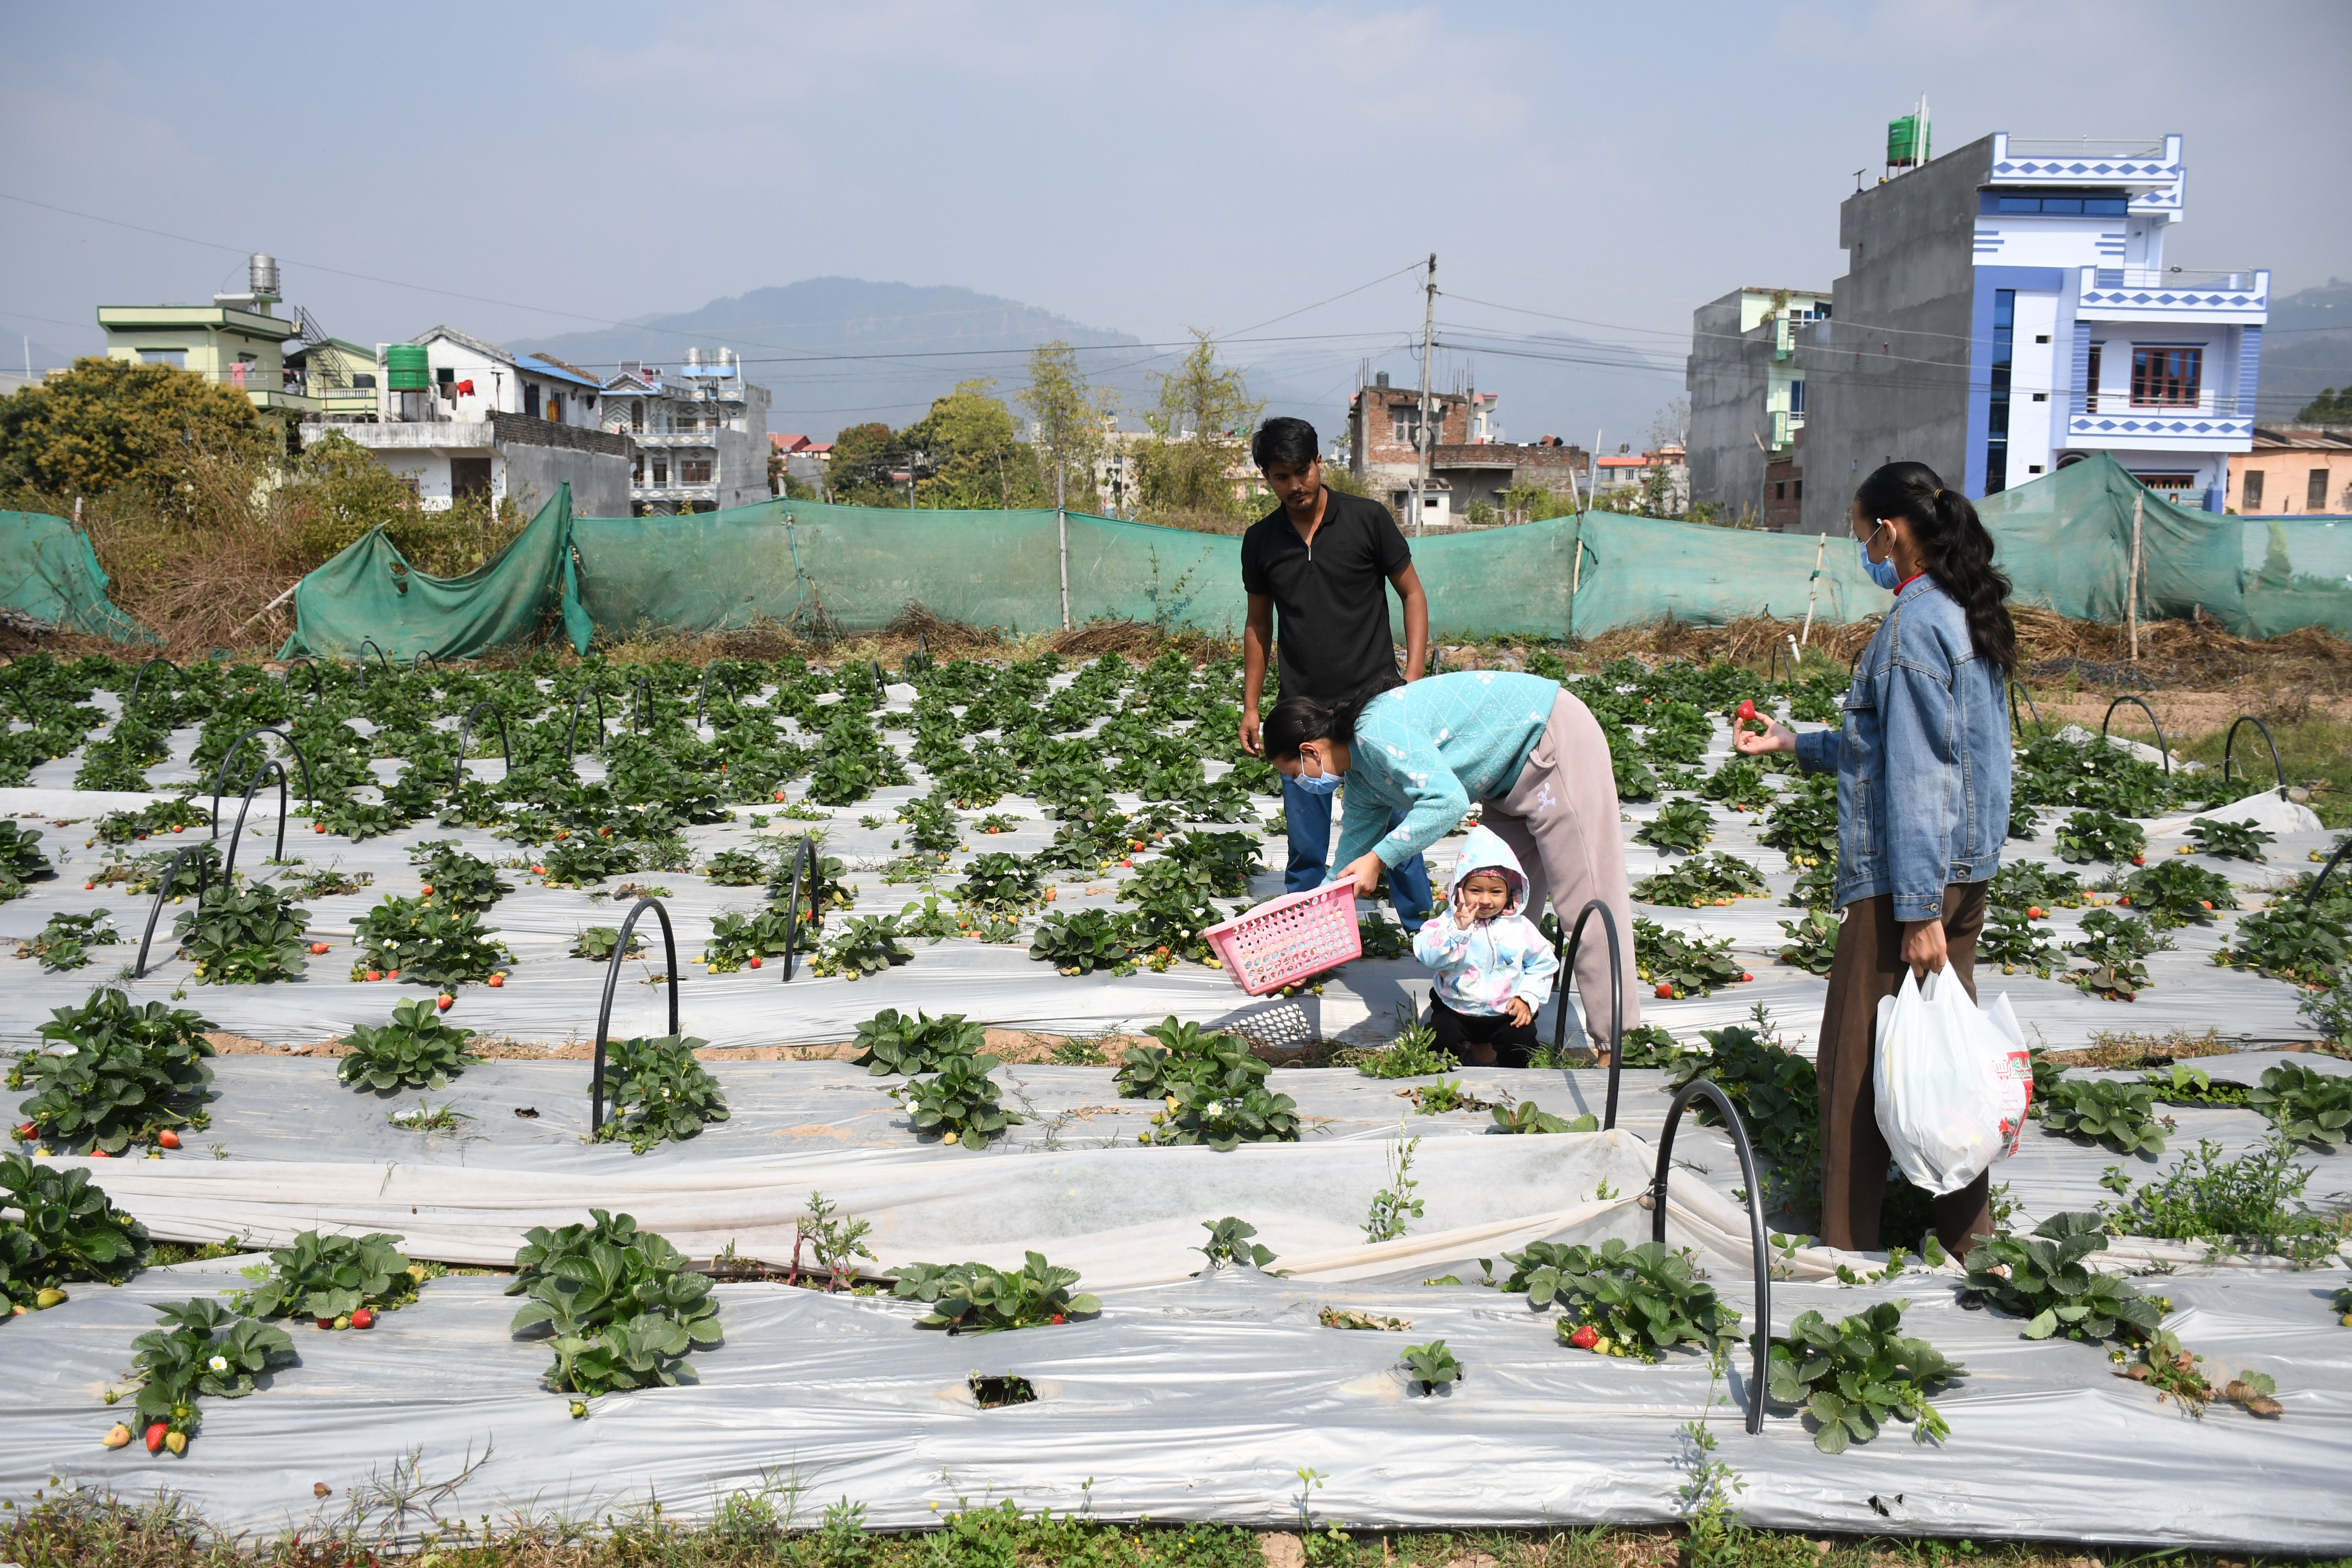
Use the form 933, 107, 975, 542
1634, 800, 1713, 855
2245, 1060, 2352, 1151
597, 1035, 730, 1154
1634, 851, 1764, 907
1117, 1018, 1262, 1097
700, 908, 797, 972
337, 997, 481, 1092
957, 852, 1046, 917
11, 988, 216, 1154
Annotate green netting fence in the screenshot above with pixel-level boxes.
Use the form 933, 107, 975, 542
0, 510, 158, 644
14, 452, 2347, 664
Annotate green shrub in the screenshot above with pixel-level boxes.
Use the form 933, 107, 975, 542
1634, 851, 1765, 907
700, 908, 798, 972
1759, 777, 1837, 867
1117, 1018, 1263, 1097
411, 841, 512, 912
1488, 1100, 1598, 1135
338, 997, 480, 1092
1988, 860, 2084, 911
596, 1035, 730, 1153
1775, 909, 1840, 975
2039, 1075, 2169, 1155
957, 852, 1046, 917
2067, 909, 2170, 1000
16, 909, 120, 972
1150, 1062, 1301, 1150
701, 848, 767, 885
2186, 816, 2273, 861
11, 988, 216, 1153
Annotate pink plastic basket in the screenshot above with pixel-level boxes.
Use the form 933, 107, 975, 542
1202, 881, 1364, 995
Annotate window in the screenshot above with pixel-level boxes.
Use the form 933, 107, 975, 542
1774, 481, 1786, 500
2028, 464, 2043, 474
524, 383, 541, 417
2133, 472, 2195, 492
630, 402, 643, 433
2086, 343, 2102, 413
652, 460, 667, 486
633, 455, 645, 483
2313, 469, 2333, 510
1987, 191, 2129, 215
2032, 392, 2048, 402
1794, 479, 1803, 500
143, 348, 186, 369
2130, 346, 2201, 407
1984, 288, 2015, 495
1788, 379, 1806, 415
437, 367, 455, 385
2242, 470, 2264, 509
1392, 418, 1411, 442
2034, 334, 2051, 344
681, 458, 714, 485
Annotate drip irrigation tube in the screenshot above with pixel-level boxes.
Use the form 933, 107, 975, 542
131, 844, 213, 980
355, 640, 390, 688
632, 675, 655, 734
221, 758, 287, 882
2308, 839, 2352, 912
778, 833, 819, 982
696, 667, 736, 729
1554, 898, 1626, 1130
1650, 1077, 1772, 1435
565, 688, 607, 759
412, 653, 438, 678
210, 727, 313, 826
124, 657, 177, 709
2223, 714, 2287, 797
2008, 681, 2045, 738
2100, 694, 2170, 777
454, 702, 510, 792
590, 896, 680, 1135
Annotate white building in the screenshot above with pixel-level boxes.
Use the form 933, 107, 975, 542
1793, 129, 2267, 528
599, 348, 772, 514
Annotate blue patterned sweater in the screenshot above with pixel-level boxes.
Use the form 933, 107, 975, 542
1328, 672, 1561, 873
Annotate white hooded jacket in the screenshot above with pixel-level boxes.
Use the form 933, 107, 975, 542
1410, 824, 1560, 1016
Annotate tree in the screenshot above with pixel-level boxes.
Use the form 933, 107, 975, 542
1134, 331, 1263, 526
0, 357, 271, 508
1501, 479, 1579, 523
896, 380, 1045, 510
1017, 341, 1110, 514
2297, 387, 2352, 424
1646, 396, 1691, 452
826, 422, 900, 505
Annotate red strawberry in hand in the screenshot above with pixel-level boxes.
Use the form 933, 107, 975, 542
1568, 1324, 1598, 1350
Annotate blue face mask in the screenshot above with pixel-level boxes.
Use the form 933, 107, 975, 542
1859, 532, 1900, 591
1291, 757, 1342, 795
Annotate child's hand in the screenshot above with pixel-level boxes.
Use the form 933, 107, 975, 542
1505, 996, 1533, 1027
1454, 903, 1477, 930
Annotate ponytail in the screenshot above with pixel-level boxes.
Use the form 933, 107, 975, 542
1855, 461, 2018, 675
1262, 670, 1404, 760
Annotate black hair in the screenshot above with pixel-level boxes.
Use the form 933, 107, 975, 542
1855, 460, 2018, 675
1261, 670, 1402, 760
1251, 416, 1320, 472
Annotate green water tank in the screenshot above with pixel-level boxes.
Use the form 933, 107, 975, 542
1887, 114, 1927, 167
385, 345, 430, 391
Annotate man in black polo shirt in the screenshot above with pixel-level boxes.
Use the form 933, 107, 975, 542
1239, 416, 1433, 926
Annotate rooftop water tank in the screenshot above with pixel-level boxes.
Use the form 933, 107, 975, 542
1887, 114, 1928, 169
386, 345, 431, 391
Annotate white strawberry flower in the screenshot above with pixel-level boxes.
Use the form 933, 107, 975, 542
207, 1354, 229, 1373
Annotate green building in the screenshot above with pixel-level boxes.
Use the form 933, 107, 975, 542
95, 253, 320, 440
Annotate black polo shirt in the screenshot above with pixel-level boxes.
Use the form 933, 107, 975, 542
1240, 489, 1413, 702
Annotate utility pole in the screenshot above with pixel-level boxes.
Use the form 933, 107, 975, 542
1056, 443, 1071, 631
1414, 253, 1437, 535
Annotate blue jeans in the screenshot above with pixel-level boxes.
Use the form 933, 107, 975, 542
1281, 772, 1433, 925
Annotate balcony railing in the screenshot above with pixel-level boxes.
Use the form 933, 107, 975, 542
2077, 267, 2269, 321
2002, 138, 2170, 161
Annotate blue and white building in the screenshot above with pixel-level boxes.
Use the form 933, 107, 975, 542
1792, 130, 2267, 531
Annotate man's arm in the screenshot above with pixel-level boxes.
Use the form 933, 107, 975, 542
1391, 562, 1429, 682
1240, 592, 1274, 755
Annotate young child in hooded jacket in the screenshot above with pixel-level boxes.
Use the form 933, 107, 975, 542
1411, 824, 1560, 1067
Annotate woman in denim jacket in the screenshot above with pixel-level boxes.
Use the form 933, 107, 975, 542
1737, 461, 2015, 1258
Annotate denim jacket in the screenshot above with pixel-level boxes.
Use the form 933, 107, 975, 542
1792, 576, 2010, 922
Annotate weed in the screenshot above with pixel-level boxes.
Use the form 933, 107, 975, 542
1362, 1124, 1424, 1242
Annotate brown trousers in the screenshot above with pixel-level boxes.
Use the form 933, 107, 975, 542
1816, 882, 1996, 1257
1482, 692, 1639, 1049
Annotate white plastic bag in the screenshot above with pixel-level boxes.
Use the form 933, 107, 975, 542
1980, 991, 2033, 1162
1873, 968, 2007, 1195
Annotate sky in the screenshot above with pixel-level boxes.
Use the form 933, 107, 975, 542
3, 0, 2345, 445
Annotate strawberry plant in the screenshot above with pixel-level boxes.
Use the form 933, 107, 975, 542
896, 894, 961, 940
0, 1152, 150, 1284
1118, 1018, 1262, 1098
0, 820, 54, 901
410, 841, 511, 912
1977, 904, 2058, 977
2245, 1061, 2352, 1151
1640, 702, 1712, 765
1160, 830, 1261, 895
1198, 1216, 1276, 1269
1666, 1009, 1819, 1215
1634, 800, 1713, 856
17, 909, 120, 972
1151, 1058, 1301, 1150
1634, 851, 1764, 907
1119, 858, 1228, 961
1759, 776, 1837, 867
811, 915, 915, 980
1611, 750, 1660, 803
1615, 1023, 1684, 1068
569, 925, 641, 961
1769, 1300, 1964, 1452
2217, 907, 2350, 988
282, 862, 372, 899
1776, 909, 1840, 975
700, 848, 767, 885
957, 852, 1046, 917
1501, 1239, 1740, 1363
1356, 911, 1413, 960
895, 795, 962, 855
539, 835, 642, 887
1321, 1306, 1409, 1331
1962, 1211, 2168, 1342
91, 798, 209, 846
1634, 917, 1747, 999
232, 1230, 419, 1321
118, 1298, 296, 1452
893, 1052, 1023, 1147
596, 1035, 730, 1153
2116, 858, 2236, 928
2068, 909, 2170, 1000
1029, 908, 1139, 976
1406, 1078, 1492, 1115
1989, 860, 2084, 911
12, 989, 216, 1154
2039, 1075, 2168, 1154
2186, 815, 2273, 861
1488, 1100, 1597, 1135
1699, 757, 1774, 811
351, 896, 513, 986
850, 1009, 985, 1076
2055, 809, 2146, 866
1400, 1338, 1462, 1394
338, 997, 481, 1092
173, 883, 312, 984
890, 1252, 1100, 1333
700, 908, 797, 972
506, 1210, 723, 1397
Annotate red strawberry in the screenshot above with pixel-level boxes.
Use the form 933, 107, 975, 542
157, 1130, 180, 1150
84, 882, 94, 890
350, 1308, 374, 1329
314, 823, 327, 834
747, 956, 762, 969
419, 884, 435, 898
1741, 972, 1754, 982
366, 969, 384, 982
436, 994, 454, 1011
316, 1317, 335, 1329
1737, 700, 1756, 721
2026, 906, 2044, 920
14, 1122, 33, 1139
1568, 1324, 1598, 1350
488, 973, 506, 987
90, 1149, 111, 1158
1049, 1314, 1066, 1325
1655, 983, 1674, 1000
145, 1421, 168, 1454
310, 942, 329, 954
532, 865, 546, 875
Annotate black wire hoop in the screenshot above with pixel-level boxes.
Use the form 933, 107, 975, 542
125, 657, 178, 709
2222, 714, 2286, 797
632, 675, 655, 734
2307, 839, 2352, 913
355, 639, 391, 689
220, 759, 288, 882
2007, 681, 2045, 738
566, 687, 607, 759
210, 727, 313, 827
132, 844, 215, 980
777, 833, 820, 982
454, 701, 510, 792
1650, 1077, 1774, 1436
1554, 898, 1627, 1130
2100, 694, 2170, 777
590, 896, 681, 1134
696, 667, 737, 728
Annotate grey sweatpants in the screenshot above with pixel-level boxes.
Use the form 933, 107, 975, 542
1481, 691, 1640, 1049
